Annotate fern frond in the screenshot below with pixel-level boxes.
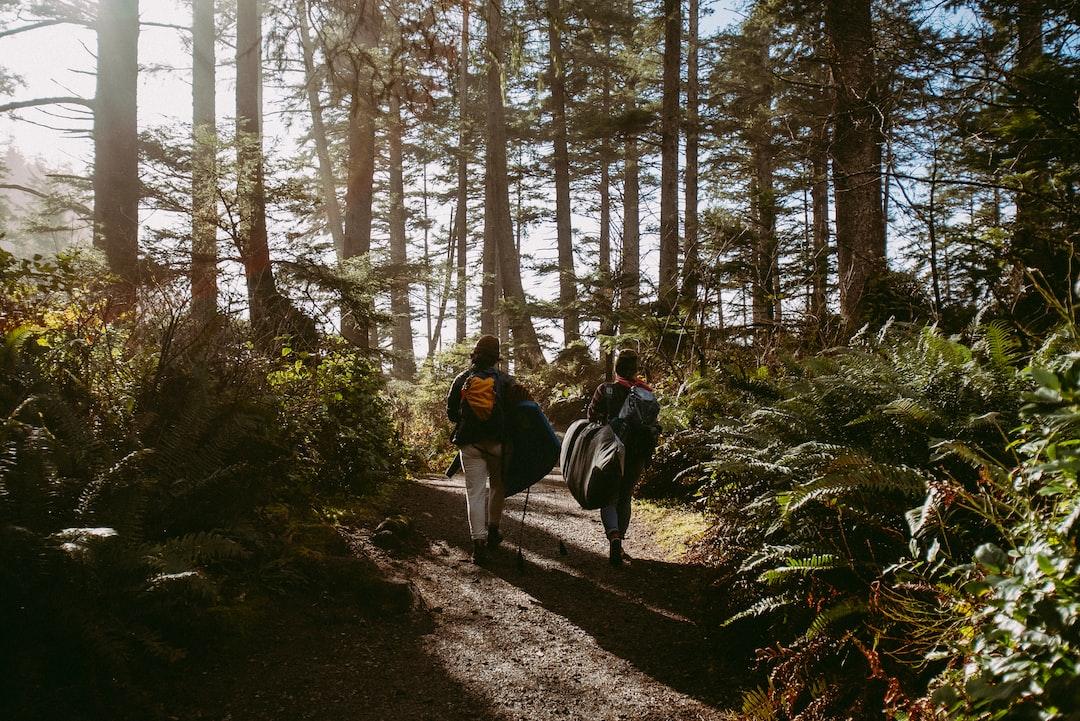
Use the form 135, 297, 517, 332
741, 544, 806, 572
741, 685, 778, 721
779, 458, 927, 515
758, 554, 841, 585
144, 531, 246, 573
880, 397, 941, 428
721, 592, 799, 627
977, 321, 1022, 370
804, 598, 867, 639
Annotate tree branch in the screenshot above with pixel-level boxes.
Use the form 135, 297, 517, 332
0, 183, 92, 216
0, 20, 70, 39
140, 21, 191, 33
0, 96, 94, 113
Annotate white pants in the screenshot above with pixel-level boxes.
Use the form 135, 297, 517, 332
459, 441, 505, 540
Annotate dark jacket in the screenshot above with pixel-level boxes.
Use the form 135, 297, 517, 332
587, 376, 658, 457
587, 381, 630, 424
447, 365, 516, 446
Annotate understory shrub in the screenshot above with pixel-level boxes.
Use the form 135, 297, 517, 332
910, 352, 1080, 720
0, 250, 402, 719
391, 341, 471, 474
269, 342, 403, 496
665, 322, 1052, 719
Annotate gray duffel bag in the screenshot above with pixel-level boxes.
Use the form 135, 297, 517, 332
560, 419, 625, 510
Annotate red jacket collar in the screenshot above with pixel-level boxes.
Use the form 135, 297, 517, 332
615, 375, 653, 392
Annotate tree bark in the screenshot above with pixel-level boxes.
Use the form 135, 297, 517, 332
824, 0, 886, 332
599, 50, 614, 371
928, 147, 941, 313
481, 161, 498, 336
93, 0, 139, 303
680, 0, 699, 308
342, 71, 377, 348
751, 140, 777, 347
423, 165, 432, 351
388, 83, 416, 379
809, 133, 830, 323
1011, 0, 1062, 311
236, 0, 283, 337
621, 134, 640, 312
484, 0, 544, 367
455, 0, 470, 344
192, 0, 217, 321
658, 0, 681, 314
297, 0, 345, 255
546, 0, 578, 344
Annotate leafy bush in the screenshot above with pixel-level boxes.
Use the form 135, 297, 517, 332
269, 342, 403, 496
390, 341, 472, 474
916, 353, 1080, 720
0, 249, 403, 718
674, 324, 1035, 719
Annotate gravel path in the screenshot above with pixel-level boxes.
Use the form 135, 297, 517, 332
167, 473, 735, 721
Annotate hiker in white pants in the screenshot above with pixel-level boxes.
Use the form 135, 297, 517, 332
459, 440, 506, 551
447, 334, 527, 563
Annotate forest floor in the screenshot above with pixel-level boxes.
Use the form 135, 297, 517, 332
165, 473, 736, 721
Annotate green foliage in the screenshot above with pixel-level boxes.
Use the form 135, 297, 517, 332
390, 341, 472, 474
269, 342, 403, 496
666, 324, 1038, 719
0, 257, 403, 718
924, 353, 1080, 720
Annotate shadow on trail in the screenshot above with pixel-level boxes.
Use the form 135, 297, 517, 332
404, 478, 730, 709
161, 598, 507, 721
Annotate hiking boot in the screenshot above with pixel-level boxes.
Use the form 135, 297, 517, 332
471, 539, 487, 564
609, 537, 623, 567
487, 526, 503, 549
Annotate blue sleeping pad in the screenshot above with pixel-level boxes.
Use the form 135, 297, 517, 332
504, 400, 560, 496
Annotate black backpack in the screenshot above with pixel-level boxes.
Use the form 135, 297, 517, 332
606, 383, 660, 447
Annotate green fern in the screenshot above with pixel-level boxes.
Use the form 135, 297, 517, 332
804, 598, 867, 639
758, 554, 842, 585
721, 592, 800, 627
741, 685, 779, 721
778, 459, 928, 515
144, 531, 246, 574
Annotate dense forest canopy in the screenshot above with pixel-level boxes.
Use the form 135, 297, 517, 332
1, 0, 1074, 365
2, 1, 1080, 720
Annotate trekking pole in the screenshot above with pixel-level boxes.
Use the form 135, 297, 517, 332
556, 474, 569, 556
516, 486, 531, 572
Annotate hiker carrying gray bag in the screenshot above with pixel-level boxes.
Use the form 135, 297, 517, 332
581, 349, 660, 567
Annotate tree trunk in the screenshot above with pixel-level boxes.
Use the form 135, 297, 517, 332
928, 147, 941, 313
748, 25, 777, 348
546, 0, 578, 345
1011, 0, 1064, 313
621, 134, 640, 312
824, 0, 886, 332
680, 0, 699, 308
658, 0, 681, 314
809, 135, 829, 323
751, 159, 777, 347
388, 83, 416, 379
481, 162, 498, 336
423, 165, 432, 351
297, 0, 344, 255
236, 0, 283, 337
191, 0, 217, 321
484, 0, 544, 367
455, 0, 470, 344
599, 51, 614, 371
342, 71, 377, 348
93, 0, 139, 304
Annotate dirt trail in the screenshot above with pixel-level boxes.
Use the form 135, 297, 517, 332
169, 473, 735, 721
